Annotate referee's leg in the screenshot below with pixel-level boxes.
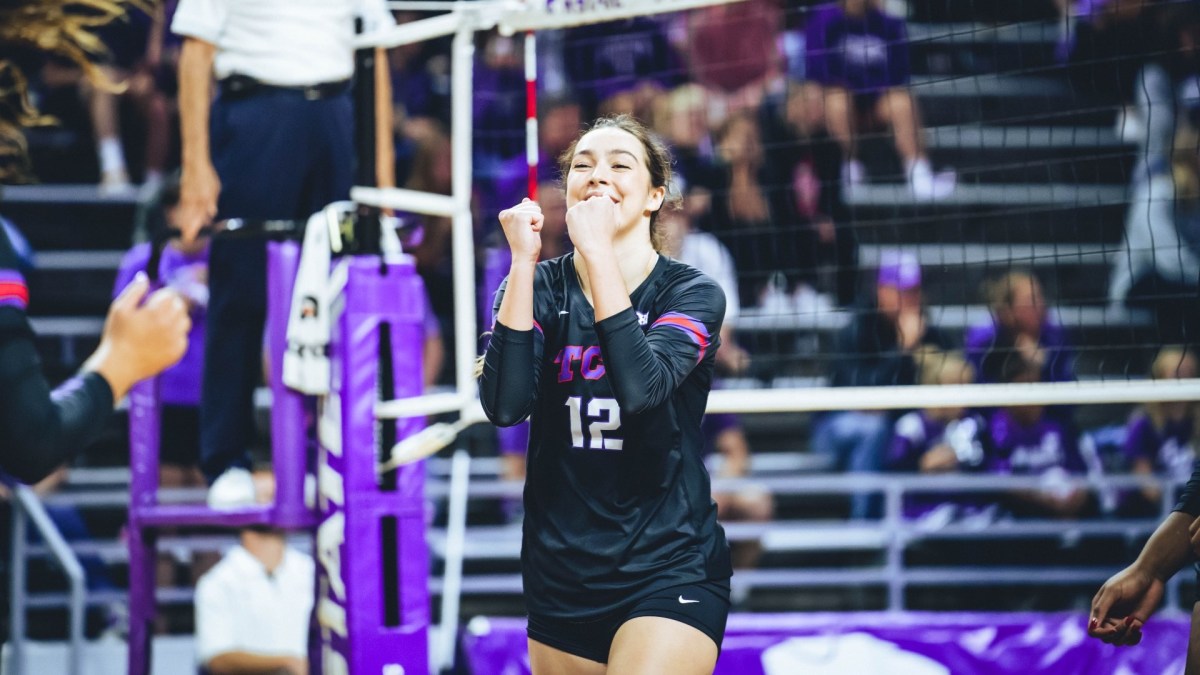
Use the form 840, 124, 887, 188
200, 92, 311, 483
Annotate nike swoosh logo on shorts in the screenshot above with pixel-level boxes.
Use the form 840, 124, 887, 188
678, 595, 699, 604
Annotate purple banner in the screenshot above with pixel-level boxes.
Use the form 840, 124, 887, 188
462, 612, 1189, 674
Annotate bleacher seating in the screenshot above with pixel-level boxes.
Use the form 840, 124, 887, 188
1, 10, 1179, 646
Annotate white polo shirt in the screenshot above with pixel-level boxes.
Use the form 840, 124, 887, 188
171, 0, 394, 86
194, 544, 316, 666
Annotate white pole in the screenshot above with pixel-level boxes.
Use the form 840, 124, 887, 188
436, 450, 472, 671
451, 17, 479, 420
704, 378, 1200, 413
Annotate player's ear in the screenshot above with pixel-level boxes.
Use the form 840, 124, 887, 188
645, 185, 666, 214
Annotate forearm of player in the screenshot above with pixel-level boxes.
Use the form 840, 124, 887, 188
579, 248, 632, 323
495, 261, 537, 331
479, 324, 538, 427
1133, 511, 1194, 582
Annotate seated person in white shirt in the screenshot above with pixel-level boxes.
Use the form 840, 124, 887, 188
195, 473, 315, 675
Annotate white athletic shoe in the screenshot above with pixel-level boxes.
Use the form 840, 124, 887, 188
841, 159, 866, 190
908, 159, 956, 201
207, 467, 257, 510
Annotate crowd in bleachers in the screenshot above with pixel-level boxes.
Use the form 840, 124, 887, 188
4, 0, 1200, 635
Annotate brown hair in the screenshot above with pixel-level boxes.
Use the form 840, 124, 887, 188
557, 114, 680, 252
984, 269, 1041, 314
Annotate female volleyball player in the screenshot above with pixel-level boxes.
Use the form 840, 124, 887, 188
1089, 465, 1200, 672
479, 115, 733, 674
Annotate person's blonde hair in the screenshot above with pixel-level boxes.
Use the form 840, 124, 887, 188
1145, 345, 1200, 434
914, 346, 975, 387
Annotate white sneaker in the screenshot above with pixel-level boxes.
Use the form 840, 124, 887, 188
841, 159, 866, 189
908, 159, 956, 201
758, 273, 792, 315
207, 467, 257, 510
792, 284, 833, 316
99, 169, 135, 198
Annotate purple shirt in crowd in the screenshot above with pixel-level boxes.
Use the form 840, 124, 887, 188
114, 243, 208, 406
805, 3, 911, 93
985, 409, 1086, 476
963, 318, 1076, 384
886, 410, 990, 520
1124, 412, 1196, 483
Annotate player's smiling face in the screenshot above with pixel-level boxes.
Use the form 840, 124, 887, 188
566, 127, 665, 233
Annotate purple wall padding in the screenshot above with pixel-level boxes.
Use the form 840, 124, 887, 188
461, 612, 1190, 675
316, 254, 429, 674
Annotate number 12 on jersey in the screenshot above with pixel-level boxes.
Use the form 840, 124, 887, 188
565, 396, 623, 451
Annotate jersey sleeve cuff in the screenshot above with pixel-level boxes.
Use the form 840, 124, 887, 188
594, 306, 639, 337
492, 321, 538, 343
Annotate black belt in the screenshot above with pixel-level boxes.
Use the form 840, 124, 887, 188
219, 74, 350, 101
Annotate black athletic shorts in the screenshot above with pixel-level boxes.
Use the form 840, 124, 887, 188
526, 578, 731, 665
159, 404, 200, 468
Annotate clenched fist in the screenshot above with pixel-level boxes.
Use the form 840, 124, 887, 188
498, 198, 545, 264
566, 194, 622, 259
85, 272, 191, 401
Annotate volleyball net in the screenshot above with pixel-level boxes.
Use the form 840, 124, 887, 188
356, 0, 1200, 426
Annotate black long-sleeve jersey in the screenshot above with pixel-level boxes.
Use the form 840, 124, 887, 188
0, 226, 113, 484
480, 253, 732, 619
1175, 461, 1200, 516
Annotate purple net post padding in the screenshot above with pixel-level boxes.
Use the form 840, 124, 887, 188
461, 611, 1191, 675
267, 241, 315, 528
316, 254, 429, 675
126, 374, 161, 675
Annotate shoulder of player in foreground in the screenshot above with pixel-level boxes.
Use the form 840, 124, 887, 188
661, 256, 723, 293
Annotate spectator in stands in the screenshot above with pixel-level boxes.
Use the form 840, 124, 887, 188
1061, 0, 1162, 120
703, 412, 774, 571
171, 0, 393, 505
709, 111, 828, 314
561, 16, 680, 120
772, 79, 859, 306
885, 349, 994, 527
1110, 121, 1200, 345
113, 177, 207, 489
805, 0, 955, 200
660, 199, 749, 376
986, 355, 1091, 520
194, 472, 313, 675
85, 2, 170, 197
651, 84, 722, 210
1121, 346, 1199, 514
684, 0, 784, 116
814, 250, 951, 519
965, 270, 1075, 387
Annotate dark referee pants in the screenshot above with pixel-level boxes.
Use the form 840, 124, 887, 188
200, 83, 354, 483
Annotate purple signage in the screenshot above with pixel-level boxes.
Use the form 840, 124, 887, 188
462, 612, 1190, 674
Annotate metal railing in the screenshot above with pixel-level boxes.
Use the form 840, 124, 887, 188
7, 483, 86, 675
14, 468, 1191, 627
